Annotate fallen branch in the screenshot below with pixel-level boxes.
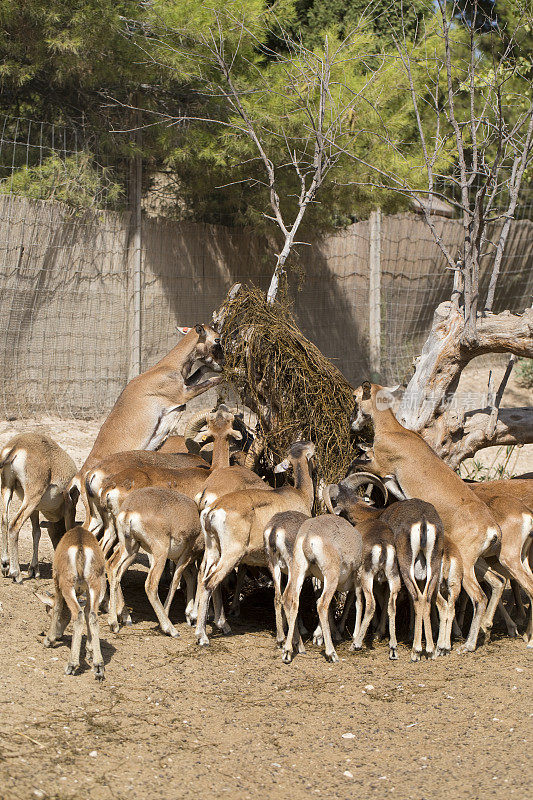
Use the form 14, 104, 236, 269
398, 303, 533, 432
427, 406, 533, 468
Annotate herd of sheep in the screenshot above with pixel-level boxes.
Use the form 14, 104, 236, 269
0, 324, 531, 680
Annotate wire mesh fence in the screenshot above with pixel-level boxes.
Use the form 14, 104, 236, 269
0, 114, 531, 419
0, 115, 129, 210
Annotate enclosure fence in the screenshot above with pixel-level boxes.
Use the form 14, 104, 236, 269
0, 115, 532, 419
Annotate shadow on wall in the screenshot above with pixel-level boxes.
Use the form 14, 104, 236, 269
0, 197, 129, 417
2, 196, 531, 418
141, 217, 371, 386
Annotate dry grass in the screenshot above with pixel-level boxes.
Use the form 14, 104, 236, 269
219, 284, 362, 487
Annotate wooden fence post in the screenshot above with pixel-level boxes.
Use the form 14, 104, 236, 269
128, 107, 142, 381
369, 207, 382, 380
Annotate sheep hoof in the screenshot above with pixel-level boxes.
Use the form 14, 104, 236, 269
281, 650, 293, 664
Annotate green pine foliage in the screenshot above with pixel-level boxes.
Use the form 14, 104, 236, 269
0, 0, 530, 226
0, 153, 124, 208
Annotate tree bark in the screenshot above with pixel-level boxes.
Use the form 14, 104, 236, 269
425, 407, 533, 469
398, 303, 533, 432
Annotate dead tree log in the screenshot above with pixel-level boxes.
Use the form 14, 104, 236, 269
398, 303, 533, 463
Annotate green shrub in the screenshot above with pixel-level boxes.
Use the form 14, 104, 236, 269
515, 357, 533, 389
0, 153, 123, 209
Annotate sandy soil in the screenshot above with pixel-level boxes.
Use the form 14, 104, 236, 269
0, 371, 532, 800
0, 535, 532, 800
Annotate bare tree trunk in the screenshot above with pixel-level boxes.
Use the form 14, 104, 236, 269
428, 406, 533, 469
397, 302, 533, 463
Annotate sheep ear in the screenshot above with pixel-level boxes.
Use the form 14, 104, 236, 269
195, 323, 206, 339
362, 381, 372, 400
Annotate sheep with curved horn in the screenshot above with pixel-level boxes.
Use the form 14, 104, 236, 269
350, 381, 501, 653
323, 474, 402, 660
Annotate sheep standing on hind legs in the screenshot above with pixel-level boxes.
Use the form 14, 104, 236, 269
36, 526, 107, 681
351, 381, 501, 653
69, 323, 224, 525
1, 433, 77, 583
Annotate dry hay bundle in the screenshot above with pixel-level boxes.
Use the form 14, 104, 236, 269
218, 284, 360, 486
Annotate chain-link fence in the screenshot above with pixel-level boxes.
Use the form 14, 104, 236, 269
0, 114, 531, 419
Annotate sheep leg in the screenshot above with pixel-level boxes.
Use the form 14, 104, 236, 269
189, 555, 208, 626
316, 573, 340, 663
435, 591, 450, 657
85, 595, 105, 682
455, 589, 469, 632
375, 582, 389, 639
387, 575, 401, 661
511, 578, 527, 623
163, 556, 192, 615
27, 511, 41, 578
460, 568, 488, 653
145, 551, 179, 637
8, 492, 42, 583
228, 564, 246, 618
59, 585, 84, 676
182, 564, 198, 625
210, 586, 230, 634
351, 573, 376, 651
337, 590, 355, 636
101, 516, 118, 557
353, 585, 363, 642
195, 580, 212, 646
107, 544, 138, 633
281, 569, 307, 664
497, 548, 533, 648
423, 571, 440, 659
477, 561, 506, 641
497, 596, 519, 638
271, 561, 286, 646
66, 609, 85, 676
1, 483, 13, 576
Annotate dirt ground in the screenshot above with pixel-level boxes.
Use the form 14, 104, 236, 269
0, 367, 532, 800
0, 533, 532, 800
